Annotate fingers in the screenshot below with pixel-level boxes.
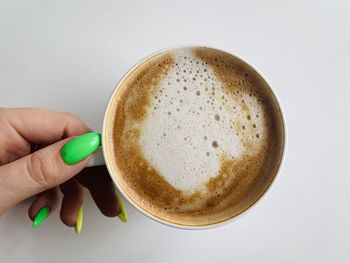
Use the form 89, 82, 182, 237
77, 166, 120, 217
1, 108, 91, 145
59, 179, 84, 227
0, 138, 90, 213
28, 188, 59, 221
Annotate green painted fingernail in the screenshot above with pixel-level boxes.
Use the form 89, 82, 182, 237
61, 132, 101, 165
33, 207, 49, 228
116, 193, 127, 223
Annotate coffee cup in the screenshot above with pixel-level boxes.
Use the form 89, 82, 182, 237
87, 46, 285, 229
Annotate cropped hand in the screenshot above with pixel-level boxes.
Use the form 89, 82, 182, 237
0, 108, 126, 233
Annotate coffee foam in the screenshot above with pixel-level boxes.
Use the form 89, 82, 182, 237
139, 50, 266, 193
107, 47, 284, 226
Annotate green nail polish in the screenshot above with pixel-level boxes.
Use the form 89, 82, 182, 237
33, 207, 49, 228
61, 132, 101, 165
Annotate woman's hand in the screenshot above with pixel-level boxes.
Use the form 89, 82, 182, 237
0, 108, 126, 233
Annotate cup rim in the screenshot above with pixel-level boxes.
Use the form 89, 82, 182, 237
102, 45, 286, 230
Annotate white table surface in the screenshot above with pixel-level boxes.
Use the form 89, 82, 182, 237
1, 0, 349, 262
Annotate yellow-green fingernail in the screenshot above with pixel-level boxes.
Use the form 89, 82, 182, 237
116, 193, 127, 223
74, 206, 83, 234
33, 207, 50, 228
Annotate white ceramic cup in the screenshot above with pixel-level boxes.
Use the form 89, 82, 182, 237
87, 46, 286, 229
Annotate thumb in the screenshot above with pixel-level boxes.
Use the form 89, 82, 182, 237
0, 133, 100, 213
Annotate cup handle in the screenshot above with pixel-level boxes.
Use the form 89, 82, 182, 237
86, 147, 105, 167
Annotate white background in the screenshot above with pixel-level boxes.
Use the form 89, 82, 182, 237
0, 0, 349, 262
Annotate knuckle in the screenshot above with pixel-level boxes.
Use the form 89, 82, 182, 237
64, 112, 81, 123
63, 112, 89, 135
27, 151, 57, 188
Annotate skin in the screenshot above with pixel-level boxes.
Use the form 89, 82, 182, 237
0, 108, 120, 227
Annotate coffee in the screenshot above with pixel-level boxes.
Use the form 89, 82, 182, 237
104, 47, 284, 227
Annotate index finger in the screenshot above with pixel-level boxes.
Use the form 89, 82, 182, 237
2, 108, 91, 144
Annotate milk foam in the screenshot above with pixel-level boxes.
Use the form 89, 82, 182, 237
138, 49, 266, 193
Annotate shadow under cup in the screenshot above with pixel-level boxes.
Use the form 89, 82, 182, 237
102, 47, 285, 229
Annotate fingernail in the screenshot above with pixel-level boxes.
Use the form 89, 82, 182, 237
116, 193, 127, 223
33, 207, 49, 228
74, 206, 83, 234
61, 132, 101, 165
